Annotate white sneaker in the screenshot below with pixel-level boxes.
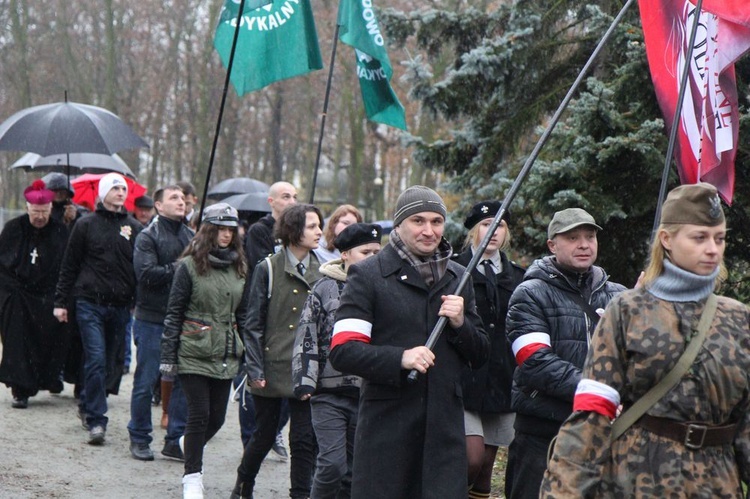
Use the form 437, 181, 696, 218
182, 472, 204, 499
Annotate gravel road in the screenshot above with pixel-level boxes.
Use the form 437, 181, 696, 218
0, 347, 291, 499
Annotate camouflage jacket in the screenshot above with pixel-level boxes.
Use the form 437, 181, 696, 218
542, 288, 750, 498
292, 259, 360, 399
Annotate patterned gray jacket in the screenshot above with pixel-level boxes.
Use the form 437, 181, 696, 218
292, 259, 361, 399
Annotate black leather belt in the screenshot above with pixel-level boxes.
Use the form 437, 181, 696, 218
637, 414, 737, 450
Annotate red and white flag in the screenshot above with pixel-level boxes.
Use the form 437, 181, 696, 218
638, 0, 750, 204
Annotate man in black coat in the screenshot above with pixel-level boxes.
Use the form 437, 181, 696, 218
504, 208, 626, 499
54, 173, 142, 446
127, 185, 193, 461
244, 181, 298, 275
0, 181, 69, 408
329, 185, 489, 499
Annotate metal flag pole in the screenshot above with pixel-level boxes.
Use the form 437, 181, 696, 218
408, 0, 636, 382
197, 0, 247, 229
309, 22, 342, 204
651, 0, 705, 237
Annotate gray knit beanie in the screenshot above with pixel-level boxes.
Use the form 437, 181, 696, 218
393, 185, 447, 226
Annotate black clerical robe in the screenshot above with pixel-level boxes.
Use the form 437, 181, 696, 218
0, 214, 69, 395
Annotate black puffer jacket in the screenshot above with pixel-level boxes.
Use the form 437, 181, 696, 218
133, 215, 194, 323
54, 205, 142, 307
506, 256, 625, 438
454, 250, 525, 413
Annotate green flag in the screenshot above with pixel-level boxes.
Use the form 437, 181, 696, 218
338, 0, 407, 130
214, 0, 323, 96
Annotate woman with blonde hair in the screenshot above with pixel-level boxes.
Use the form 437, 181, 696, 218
541, 183, 750, 498
315, 204, 362, 263
455, 201, 525, 499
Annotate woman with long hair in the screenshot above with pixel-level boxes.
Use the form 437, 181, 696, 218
455, 201, 525, 499
160, 203, 248, 499
315, 204, 362, 263
542, 183, 750, 497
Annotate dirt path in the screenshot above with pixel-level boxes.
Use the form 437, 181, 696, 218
0, 347, 291, 498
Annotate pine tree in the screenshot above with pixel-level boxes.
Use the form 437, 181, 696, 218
383, 1, 749, 297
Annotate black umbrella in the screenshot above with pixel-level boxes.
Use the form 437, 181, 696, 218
11, 152, 136, 178
206, 177, 270, 200
222, 192, 271, 213
0, 100, 148, 156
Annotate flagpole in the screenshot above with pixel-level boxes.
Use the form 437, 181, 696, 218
651, 0, 705, 237
197, 0, 247, 228
408, 0, 636, 382
309, 23, 341, 204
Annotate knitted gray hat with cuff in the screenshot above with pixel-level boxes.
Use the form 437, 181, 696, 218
393, 185, 447, 226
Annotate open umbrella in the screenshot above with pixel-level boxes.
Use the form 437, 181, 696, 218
71, 173, 146, 212
11, 152, 136, 178
206, 177, 270, 200
222, 192, 271, 213
0, 100, 148, 156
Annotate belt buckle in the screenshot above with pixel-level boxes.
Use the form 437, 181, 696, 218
684, 423, 707, 450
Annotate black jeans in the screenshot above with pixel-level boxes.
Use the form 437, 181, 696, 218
180, 373, 232, 475
504, 431, 552, 499
237, 395, 315, 499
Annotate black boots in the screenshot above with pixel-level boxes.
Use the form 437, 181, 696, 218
229, 479, 253, 499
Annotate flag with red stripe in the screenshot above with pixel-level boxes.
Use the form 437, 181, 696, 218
638, 0, 750, 204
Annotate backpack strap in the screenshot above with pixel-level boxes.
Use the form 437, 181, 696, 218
265, 256, 273, 300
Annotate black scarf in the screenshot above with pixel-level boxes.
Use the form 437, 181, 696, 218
208, 247, 238, 269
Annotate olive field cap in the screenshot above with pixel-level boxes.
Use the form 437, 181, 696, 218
334, 223, 382, 252
547, 208, 602, 239
393, 185, 447, 226
660, 183, 725, 227
202, 202, 239, 227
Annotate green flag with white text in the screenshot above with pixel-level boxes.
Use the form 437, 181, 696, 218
214, 0, 323, 96
338, 0, 407, 130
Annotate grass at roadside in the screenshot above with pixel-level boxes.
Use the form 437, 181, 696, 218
490, 447, 508, 498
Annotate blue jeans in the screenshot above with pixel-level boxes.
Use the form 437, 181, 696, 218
165, 375, 188, 445
124, 315, 133, 369
76, 299, 130, 430
127, 319, 163, 444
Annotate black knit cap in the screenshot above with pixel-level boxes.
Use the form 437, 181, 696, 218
464, 201, 511, 230
334, 223, 382, 252
392, 185, 447, 226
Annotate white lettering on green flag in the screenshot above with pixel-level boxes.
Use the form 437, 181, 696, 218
214, 0, 323, 96
338, 0, 407, 130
